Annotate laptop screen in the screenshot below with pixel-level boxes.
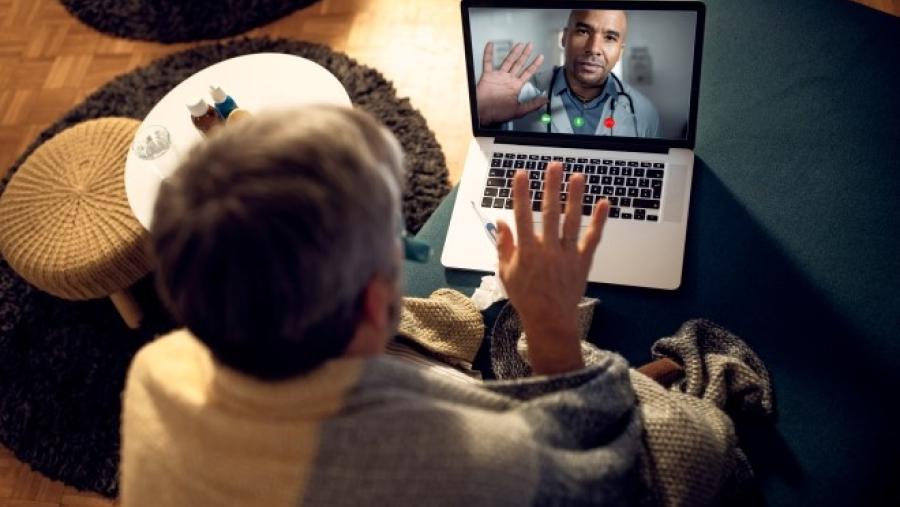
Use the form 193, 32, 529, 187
462, 1, 705, 148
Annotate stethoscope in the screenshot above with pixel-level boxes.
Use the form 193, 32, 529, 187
545, 66, 639, 135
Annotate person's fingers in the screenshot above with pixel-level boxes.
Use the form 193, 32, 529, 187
562, 173, 585, 249
542, 162, 563, 244
518, 53, 545, 82
499, 43, 524, 73
579, 198, 610, 265
482, 41, 495, 75
512, 170, 535, 248
509, 42, 533, 76
516, 95, 549, 118
495, 219, 515, 265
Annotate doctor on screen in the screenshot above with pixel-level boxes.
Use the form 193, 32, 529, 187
477, 9, 659, 137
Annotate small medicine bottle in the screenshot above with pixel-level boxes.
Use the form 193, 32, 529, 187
187, 98, 223, 135
210, 85, 238, 119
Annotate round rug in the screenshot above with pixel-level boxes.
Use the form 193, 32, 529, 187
0, 37, 450, 497
59, 0, 319, 43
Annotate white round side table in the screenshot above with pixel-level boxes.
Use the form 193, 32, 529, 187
124, 53, 352, 230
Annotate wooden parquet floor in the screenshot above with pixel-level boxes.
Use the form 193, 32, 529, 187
0, 0, 896, 505
0, 0, 470, 185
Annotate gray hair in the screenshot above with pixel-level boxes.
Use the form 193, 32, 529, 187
151, 105, 405, 379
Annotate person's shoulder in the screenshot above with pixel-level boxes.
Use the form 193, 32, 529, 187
521, 67, 555, 97
624, 85, 653, 106
363, 355, 486, 393
126, 329, 214, 391
532, 67, 554, 85
621, 82, 659, 116
130, 329, 204, 368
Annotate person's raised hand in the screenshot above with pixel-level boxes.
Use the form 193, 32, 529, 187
476, 42, 548, 126
495, 163, 610, 375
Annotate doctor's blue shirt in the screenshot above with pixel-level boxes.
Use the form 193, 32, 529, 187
554, 69, 616, 135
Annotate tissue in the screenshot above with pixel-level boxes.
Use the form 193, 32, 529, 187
471, 271, 508, 310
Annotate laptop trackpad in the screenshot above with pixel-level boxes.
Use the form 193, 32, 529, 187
662, 164, 687, 223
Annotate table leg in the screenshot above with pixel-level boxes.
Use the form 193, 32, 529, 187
110, 289, 143, 329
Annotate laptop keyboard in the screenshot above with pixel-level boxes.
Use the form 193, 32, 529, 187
481, 152, 665, 221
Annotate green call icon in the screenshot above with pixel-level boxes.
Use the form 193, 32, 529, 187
572, 116, 585, 128
540, 113, 552, 124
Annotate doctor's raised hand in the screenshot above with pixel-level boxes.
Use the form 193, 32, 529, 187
495, 163, 610, 375
477, 41, 549, 126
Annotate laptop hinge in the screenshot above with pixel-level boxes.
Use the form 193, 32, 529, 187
494, 135, 671, 154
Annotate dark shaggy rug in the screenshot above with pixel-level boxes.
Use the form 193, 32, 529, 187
0, 37, 450, 497
59, 0, 319, 43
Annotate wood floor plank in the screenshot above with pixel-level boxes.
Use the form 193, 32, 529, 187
1, 90, 35, 127
21, 88, 80, 126
42, 55, 93, 89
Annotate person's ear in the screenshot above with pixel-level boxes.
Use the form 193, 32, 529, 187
343, 275, 395, 357
561, 28, 568, 48
361, 276, 393, 333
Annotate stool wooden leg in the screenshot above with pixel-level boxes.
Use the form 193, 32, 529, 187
110, 289, 143, 329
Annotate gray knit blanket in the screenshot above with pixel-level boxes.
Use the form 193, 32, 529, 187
489, 300, 775, 506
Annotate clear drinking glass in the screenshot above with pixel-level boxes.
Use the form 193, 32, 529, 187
132, 125, 178, 180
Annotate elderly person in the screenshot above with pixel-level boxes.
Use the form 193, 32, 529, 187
120, 106, 746, 506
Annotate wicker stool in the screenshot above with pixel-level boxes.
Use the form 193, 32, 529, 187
0, 117, 153, 329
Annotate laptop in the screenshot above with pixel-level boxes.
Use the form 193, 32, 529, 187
442, 0, 706, 290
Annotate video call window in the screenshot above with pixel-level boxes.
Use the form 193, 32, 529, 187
468, 8, 698, 140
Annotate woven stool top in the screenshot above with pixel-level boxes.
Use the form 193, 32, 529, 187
0, 117, 153, 300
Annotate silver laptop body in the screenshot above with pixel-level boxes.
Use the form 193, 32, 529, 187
442, 0, 706, 290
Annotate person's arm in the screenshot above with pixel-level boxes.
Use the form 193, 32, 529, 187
495, 163, 610, 375
476, 41, 549, 126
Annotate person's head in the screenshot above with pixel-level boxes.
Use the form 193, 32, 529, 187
151, 105, 406, 380
562, 10, 628, 94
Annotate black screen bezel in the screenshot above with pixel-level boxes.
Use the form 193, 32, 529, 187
461, 0, 706, 152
